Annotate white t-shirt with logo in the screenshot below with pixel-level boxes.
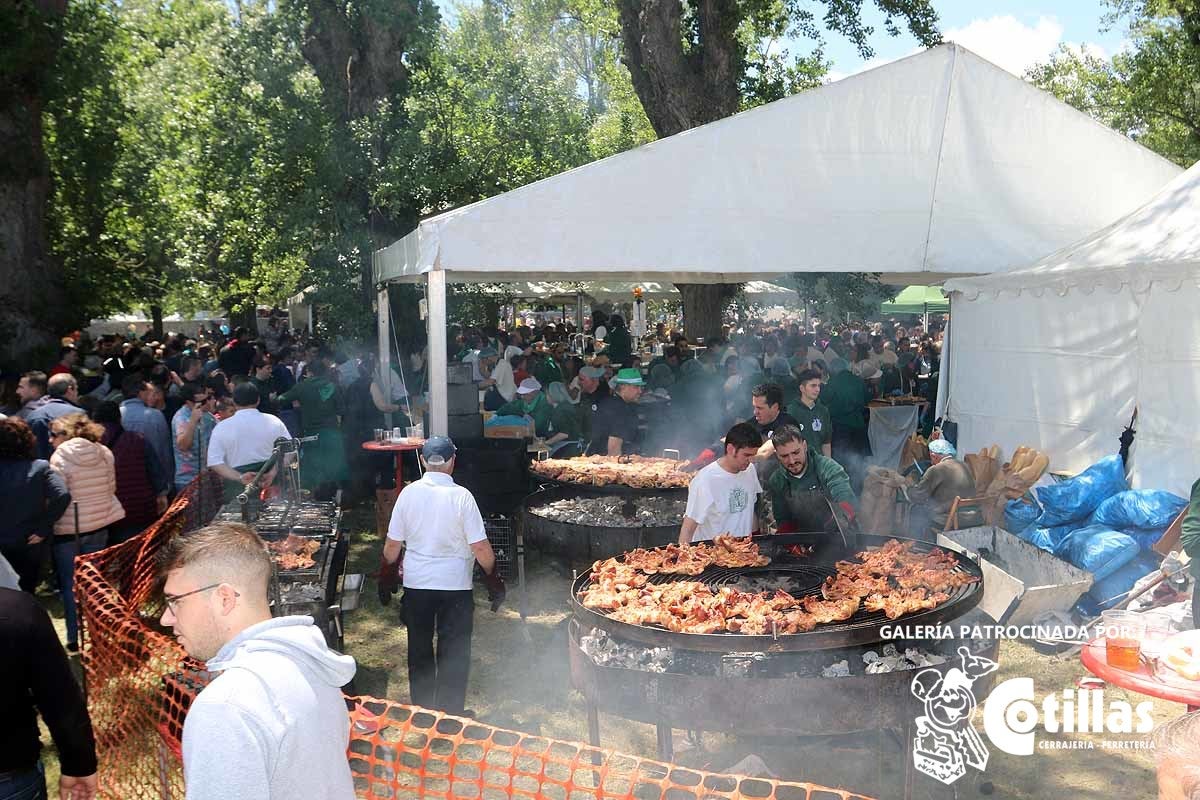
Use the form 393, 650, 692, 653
684, 459, 762, 542
387, 471, 488, 590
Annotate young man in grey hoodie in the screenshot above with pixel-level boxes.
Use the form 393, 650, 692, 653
158, 523, 357, 800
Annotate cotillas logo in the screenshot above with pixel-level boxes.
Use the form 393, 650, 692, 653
910, 646, 999, 785
981, 678, 1154, 756
910, 650, 1156, 785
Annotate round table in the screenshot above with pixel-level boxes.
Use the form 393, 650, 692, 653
361, 440, 423, 491
1080, 637, 1200, 712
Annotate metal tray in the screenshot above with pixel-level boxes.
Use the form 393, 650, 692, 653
570, 534, 983, 653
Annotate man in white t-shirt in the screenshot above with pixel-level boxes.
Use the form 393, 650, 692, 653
377, 437, 503, 716
206, 383, 291, 493
679, 423, 764, 544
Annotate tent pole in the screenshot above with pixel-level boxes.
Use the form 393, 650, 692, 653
377, 284, 392, 430
427, 270, 449, 437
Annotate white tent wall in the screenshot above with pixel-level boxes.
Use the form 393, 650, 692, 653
946, 282, 1200, 497
944, 162, 1200, 497
1132, 282, 1200, 495
945, 288, 1139, 481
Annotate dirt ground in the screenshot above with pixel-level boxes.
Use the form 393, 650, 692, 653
33, 511, 1184, 799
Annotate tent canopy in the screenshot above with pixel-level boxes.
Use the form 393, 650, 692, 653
375, 43, 1178, 288
880, 285, 949, 315
943, 162, 1200, 496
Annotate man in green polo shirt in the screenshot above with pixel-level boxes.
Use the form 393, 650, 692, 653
495, 378, 552, 437
786, 368, 832, 459
766, 424, 856, 533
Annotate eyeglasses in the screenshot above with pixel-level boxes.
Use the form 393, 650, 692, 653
50, 429, 66, 438
162, 583, 235, 613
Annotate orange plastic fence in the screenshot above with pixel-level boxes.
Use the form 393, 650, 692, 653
76, 472, 876, 800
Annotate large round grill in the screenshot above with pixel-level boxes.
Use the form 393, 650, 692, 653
571, 534, 984, 653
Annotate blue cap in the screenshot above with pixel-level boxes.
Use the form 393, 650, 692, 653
422, 436, 457, 465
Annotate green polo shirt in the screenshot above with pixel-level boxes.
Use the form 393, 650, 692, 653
766, 452, 856, 527
822, 371, 870, 431
785, 398, 833, 453
496, 393, 552, 437
549, 403, 582, 441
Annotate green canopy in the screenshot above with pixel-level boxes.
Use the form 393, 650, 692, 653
880, 285, 949, 315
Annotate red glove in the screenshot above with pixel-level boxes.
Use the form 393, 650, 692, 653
483, 568, 506, 612
376, 554, 402, 604
686, 448, 718, 472
838, 501, 856, 524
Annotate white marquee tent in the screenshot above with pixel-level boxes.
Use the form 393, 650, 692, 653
372, 43, 1180, 435
943, 160, 1200, 496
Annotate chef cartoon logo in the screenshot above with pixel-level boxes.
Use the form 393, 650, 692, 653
910, 646, 999, 785
728, 488, 749, 513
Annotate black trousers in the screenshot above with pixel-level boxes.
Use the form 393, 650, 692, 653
402, 588, 474, 716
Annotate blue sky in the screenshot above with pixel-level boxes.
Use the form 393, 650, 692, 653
820, 1, 1128, 79
436, 1, 1128, 79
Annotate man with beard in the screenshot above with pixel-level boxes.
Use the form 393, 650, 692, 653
765, 425, 855, 534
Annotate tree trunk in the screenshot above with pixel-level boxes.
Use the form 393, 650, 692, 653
300, 1, 426, 322
0, 0, 68, 366
150, 304, 164, 340
677, 283, 736, 342
615, 0, 744, 333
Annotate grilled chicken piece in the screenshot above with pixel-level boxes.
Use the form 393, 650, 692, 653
802, 595, 861, 623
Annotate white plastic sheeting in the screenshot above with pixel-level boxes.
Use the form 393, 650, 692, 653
374, 43, 1179, 287
944, 162, 1200, 496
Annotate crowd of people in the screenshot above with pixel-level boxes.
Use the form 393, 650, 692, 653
0, 315, 398, 800
453, 311, 944, 478
0, 317, 424, 646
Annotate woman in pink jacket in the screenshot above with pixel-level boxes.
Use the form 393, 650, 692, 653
49, 413, 124, 651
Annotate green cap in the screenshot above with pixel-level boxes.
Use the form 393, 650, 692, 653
613, 368, 645, 386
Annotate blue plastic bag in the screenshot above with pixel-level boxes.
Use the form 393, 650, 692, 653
1004, 497, 1041, 538
1052, 524, 1139, 580
1122, 526, 1169, 551
1032, 524, 1076, 552
1088, 489, 1187, 530
1017, 526, 1054, 552
1035, 455, 1128, 527
1084, 551, 1161, 610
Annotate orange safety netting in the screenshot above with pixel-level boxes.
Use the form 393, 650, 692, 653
76, 472, 876, 800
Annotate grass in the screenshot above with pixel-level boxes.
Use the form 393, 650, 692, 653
34, 510, 1184, 799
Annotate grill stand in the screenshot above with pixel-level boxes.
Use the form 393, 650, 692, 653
569, 619, 998, 800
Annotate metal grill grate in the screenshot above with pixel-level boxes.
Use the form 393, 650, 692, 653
573, 535, 984, 652
485, 514, 516, 580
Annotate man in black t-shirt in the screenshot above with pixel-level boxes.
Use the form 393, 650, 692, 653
685, 382, 797, 473
586, 368, 643, 456
749, 383, 798, 459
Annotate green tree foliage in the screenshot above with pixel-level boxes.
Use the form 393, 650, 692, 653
44, 0, 327, 328
406, 0, 595, 207
1028, 1, 1200, 167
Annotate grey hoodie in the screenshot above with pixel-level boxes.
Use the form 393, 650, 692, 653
182, 616, 358, 800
